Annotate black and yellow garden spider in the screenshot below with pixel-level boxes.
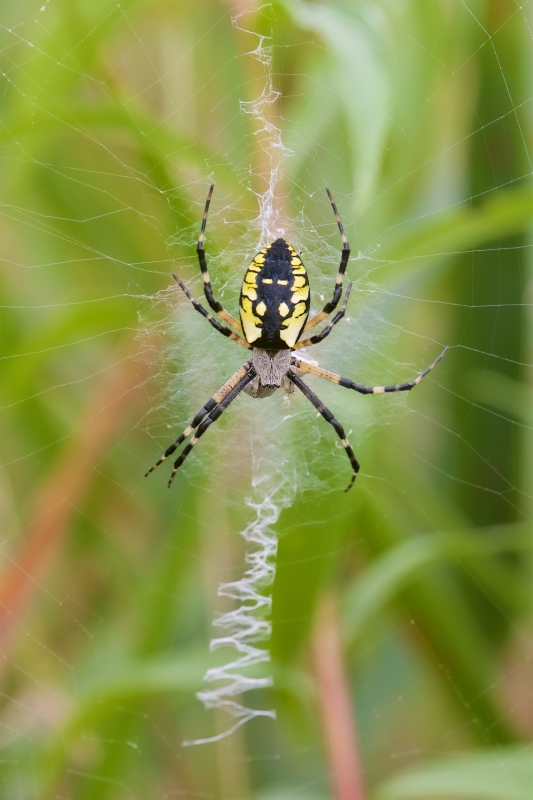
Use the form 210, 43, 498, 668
146, 186, 447, 491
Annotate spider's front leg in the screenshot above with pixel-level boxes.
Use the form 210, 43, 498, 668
292, 347, 449, 395
288, 369, 360, 492
145, 361, 255, 483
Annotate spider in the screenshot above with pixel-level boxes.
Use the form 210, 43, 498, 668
146, 186, 447, 491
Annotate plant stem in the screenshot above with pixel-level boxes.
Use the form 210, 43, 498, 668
312, 592, 365, 800
0, 339, 149, 663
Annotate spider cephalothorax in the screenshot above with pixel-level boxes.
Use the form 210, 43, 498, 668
145, 186, 447, 491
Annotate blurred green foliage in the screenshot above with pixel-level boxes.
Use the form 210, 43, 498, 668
1, 0, 532, 798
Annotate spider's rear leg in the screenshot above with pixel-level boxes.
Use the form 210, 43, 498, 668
302, 188, 351, 334
196, 184, 243, 333
294, 282, 352, 349
173, 274, 251, 350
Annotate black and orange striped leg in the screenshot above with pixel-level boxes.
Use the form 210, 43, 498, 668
166, 365, 256, 488
287, 370, 359, 492
294, 282, 352, 349
173, 275, 251, 350
196, 185, 243, 333
303, 188, 351, 334
292, 347, 449, 395
145, 361, 254, 480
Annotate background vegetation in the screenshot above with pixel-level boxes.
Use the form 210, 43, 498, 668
1, 0, 531, 798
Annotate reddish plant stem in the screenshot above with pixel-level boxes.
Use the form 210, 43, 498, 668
312, 592, 366, 800
0, 341, 149, 661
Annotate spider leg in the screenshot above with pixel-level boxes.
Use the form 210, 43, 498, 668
145, 361, 253, 477
167, 364, 256, 488
294, 282, 352, 349
173, 274, 251, 350
196, 184, 243, 333
302, 188, 350, 334
287, 370, 359, 492
291, 347, 449, 395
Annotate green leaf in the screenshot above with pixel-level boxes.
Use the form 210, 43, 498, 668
271, 491, 353, 664
280, 0, 390, 211
352, 493, 517, 743
375, 188, 533, 282
464, 370, 533, 425
375, 745, 533, 799
342, 522, 532, 645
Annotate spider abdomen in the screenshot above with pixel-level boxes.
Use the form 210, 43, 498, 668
239, 238, 310, 349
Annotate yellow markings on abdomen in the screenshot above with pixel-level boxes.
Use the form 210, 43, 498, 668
279, 299, 309, 347
242, 271, 258, 301
292, 301, 307, 317
291, 285, 309, 303
240, 296, 263, 343
280, 315, 307, 347
240, 240, 311, 347
290, 270, 310, 304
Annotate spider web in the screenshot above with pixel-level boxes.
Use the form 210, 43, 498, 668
140, 14, 403, 746
1, 0, 532, 797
